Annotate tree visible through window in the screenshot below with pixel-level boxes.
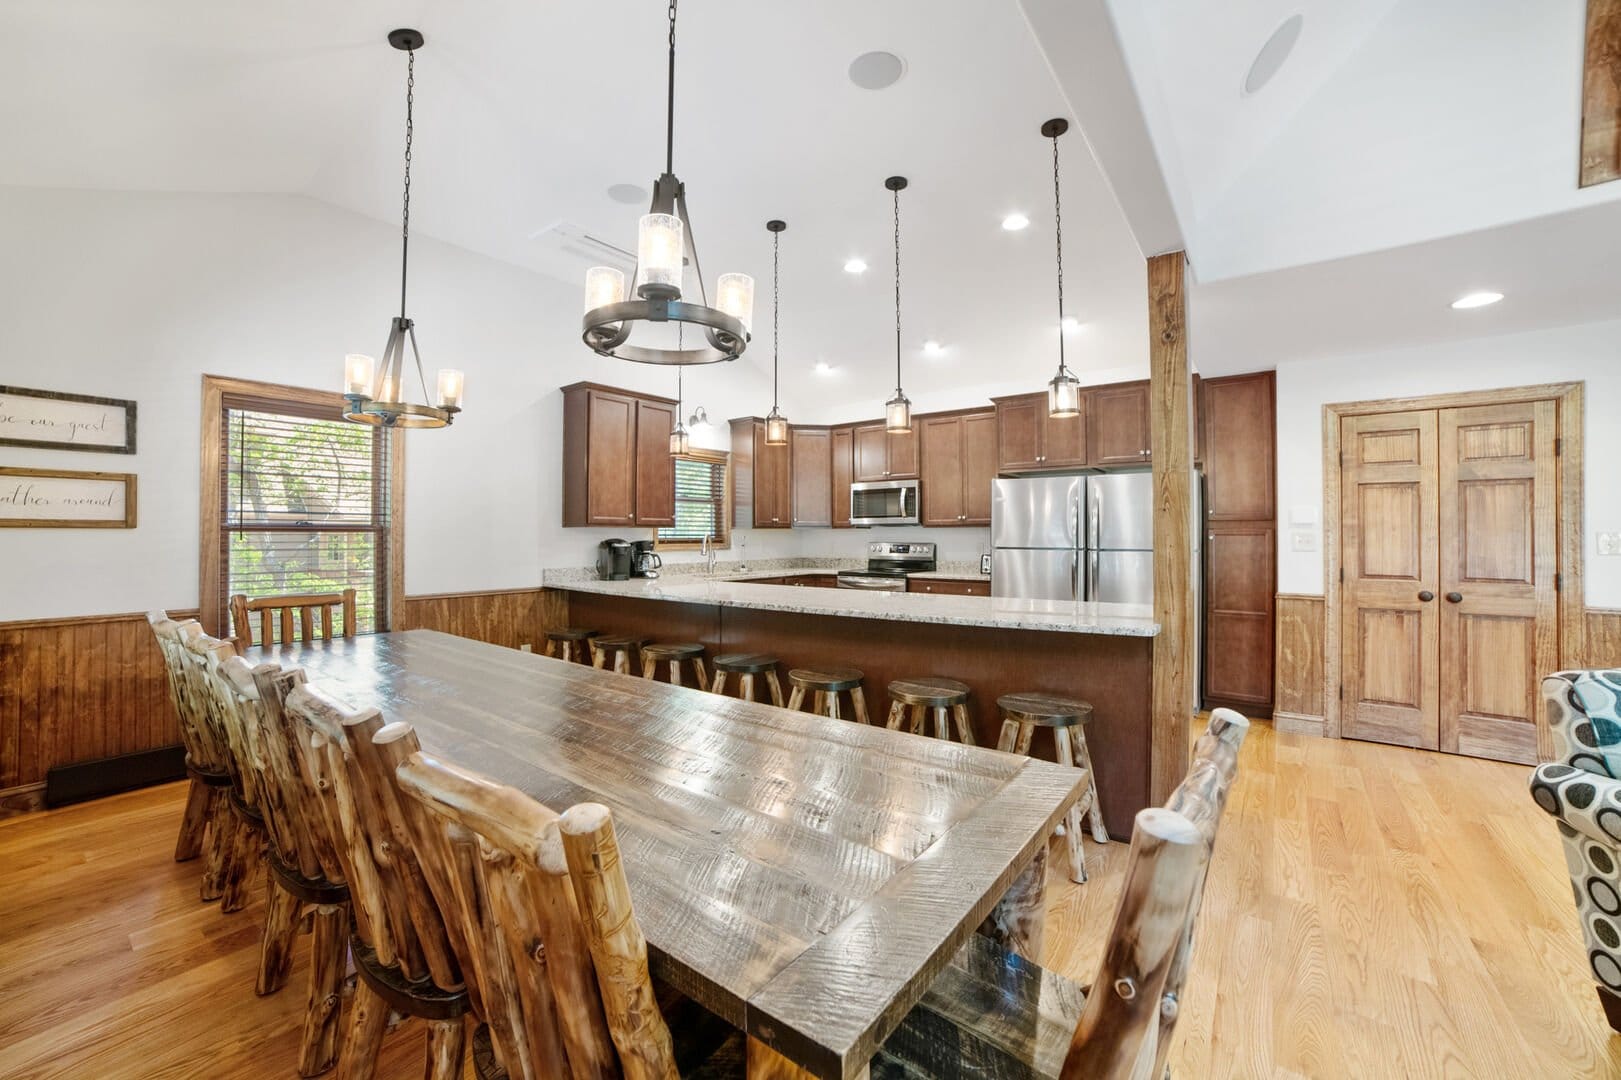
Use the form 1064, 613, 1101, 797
658, 450, 729, 549
220, 401, 392, 634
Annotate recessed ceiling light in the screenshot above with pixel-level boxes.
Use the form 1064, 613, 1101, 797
1061, 316, 1081, 332
606, 183, 648, 205
843, 257, 868, 274
1001, 213, 1030, 232
1243, 14, 1303, 96
848, 51, 906, 91
1451, 291, 1504, 310
814, 361, 835, 375
923, 340, 944, 355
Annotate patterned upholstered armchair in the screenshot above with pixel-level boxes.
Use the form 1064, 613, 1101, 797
1531, 670, 1621, 1031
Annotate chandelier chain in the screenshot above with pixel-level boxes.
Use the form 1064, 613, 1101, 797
399, 46, 415, 319
893, 186, 902, 392
772, 228, 781, 408
1052, 131, 1066, 374
665, 0, 678, 175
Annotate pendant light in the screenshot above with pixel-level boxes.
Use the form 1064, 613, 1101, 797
344, 30, 463, 429
884, 176, 912, 434
764, 219, 789, 446
581, 1, 753, 365
1043, 118, 1081, 419
670, 366, 690, 456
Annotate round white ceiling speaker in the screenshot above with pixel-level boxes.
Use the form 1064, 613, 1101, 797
849, 51, 906, 91
607, 183, 648, 205
1243, 14, 1303, 96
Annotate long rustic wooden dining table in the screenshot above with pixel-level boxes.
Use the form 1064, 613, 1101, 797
258, 629, 1083, 1079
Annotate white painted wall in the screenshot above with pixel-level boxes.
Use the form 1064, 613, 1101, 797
1274, 319, 1621, 605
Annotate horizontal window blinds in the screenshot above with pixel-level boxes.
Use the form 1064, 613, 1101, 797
219, 403, 390, 636
658, 454, 728, 545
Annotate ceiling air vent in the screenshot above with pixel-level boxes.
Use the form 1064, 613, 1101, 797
528, 219, 634, 272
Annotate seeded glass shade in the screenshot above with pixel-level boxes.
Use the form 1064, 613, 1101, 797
716, 273, 755, 333
669, 426, 690, 456
886, 391, 912, 434
765, 408, 789, 446
345, 354, 375, 397
584, 266, 626, 311
1048, 369, 1081, 418
638, 214, 684, 294
436, 369, 465, 410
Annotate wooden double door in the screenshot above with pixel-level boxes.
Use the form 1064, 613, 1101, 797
1341, 400, 1557, 764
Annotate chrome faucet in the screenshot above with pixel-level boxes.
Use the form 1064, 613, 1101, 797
701, 534, 718, 577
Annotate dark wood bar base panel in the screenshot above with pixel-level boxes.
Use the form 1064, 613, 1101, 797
566, 592, 1151, 836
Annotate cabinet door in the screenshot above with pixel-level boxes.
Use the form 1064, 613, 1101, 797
1201, 372, 1275, 521
996, 396, 1042, 471
919, 415, 965, 526
961, 410, 996, 524
1041, 398, 1089, 468
831, 427, 854, 528
1088, 381, 1150, 466
1204, 522, 1276, 710
854, 424, 890, 481
633, 399, 676, 526
586, 390, 637, 524
791, 428, 832, 527
753, 425, 793, 527
887, 427, 919, 479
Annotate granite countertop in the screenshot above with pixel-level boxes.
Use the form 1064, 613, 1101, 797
550, 575, 1159, 637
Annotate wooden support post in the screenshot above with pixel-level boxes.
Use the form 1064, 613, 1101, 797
1148, 250, 1195, 805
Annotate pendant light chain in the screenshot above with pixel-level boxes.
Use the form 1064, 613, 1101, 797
893, 185, 902, 392
665, 0, 678, 175
1051, 131, 1066, 374
400, 46, 414, 319
772, 227, 781, 408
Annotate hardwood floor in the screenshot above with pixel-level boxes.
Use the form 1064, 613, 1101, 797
1, 720, 1616, 1078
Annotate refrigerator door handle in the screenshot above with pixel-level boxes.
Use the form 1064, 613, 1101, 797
1089, 550, 1099, 603
1070, 551, 1078, 600
1087, 481, 1100, 551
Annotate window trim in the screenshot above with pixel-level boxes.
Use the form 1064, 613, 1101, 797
198, 375, 405, 639
655, 447, 732, 551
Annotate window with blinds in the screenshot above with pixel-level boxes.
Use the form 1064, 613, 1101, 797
219, 399, 392, 635
657, 450, 729, 548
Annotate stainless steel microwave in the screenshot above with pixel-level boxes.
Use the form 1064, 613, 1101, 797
850, 479, 920, 527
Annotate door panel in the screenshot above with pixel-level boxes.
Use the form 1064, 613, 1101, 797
996, 396, 1042, 471
1042, 403, 1088, 468
920, 415, 964, 526
1091, 550, 1154, 605
1088, 382, 1151, 466
992, 548, 1078, 601
1437, 400, 1555, 764
832, 427, 854, 528
961, 411, 997, 524
586, 391, 637, 525
633, 399, 676, 526
1088, 473, 1154, 552
791, 428, 832, 527
992, 476, 1082, 550
854, 424, 889, 482
888, 427, 919, 479
1342, 410, 1439, 750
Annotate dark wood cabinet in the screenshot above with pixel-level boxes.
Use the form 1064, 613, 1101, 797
1088, 381, 1151, 466
790, 427, 832, 527
887, 427, 919, 479
729, 417, 792, 528
920, 409, 996, 526
993, 392, 1088, 473
1200, 371, 1275, 521
831, 427, 854, 528
908, 578, 991, 596
562, 382, 678, 527
853, 422, 919, 481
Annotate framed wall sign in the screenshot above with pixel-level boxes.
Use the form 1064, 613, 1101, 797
0, 385, 137, 454
0, 467, 137, 528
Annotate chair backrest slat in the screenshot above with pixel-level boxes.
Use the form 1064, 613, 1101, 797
230, 587, 356, 650
253, 665, 347, 887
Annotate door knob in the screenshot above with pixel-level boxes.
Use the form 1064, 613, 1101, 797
1446, 591, 1463, 603
1418, 590, 1435, 602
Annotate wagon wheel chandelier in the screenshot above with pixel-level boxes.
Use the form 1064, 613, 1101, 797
581, 0, 754, 366
344, 29, 464, 429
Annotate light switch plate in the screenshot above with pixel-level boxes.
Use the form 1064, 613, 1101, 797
1291, 529, 1318, 553
1599, 532, 1621, 556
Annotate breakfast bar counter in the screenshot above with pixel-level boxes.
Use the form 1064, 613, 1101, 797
550, 577, 1159, 834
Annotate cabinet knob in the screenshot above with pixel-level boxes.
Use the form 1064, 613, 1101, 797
1446, 591, 1463, 603
1418, 590, 1435, 602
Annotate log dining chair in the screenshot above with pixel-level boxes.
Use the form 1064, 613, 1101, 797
284, 682, 471, 1080
205, 656, 353, 1077
230, 587, 357, 651
146, 612, 233, 889
871, 708, 1251, 1080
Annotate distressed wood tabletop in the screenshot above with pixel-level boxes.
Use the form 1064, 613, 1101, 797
260, 630, 1082, 1078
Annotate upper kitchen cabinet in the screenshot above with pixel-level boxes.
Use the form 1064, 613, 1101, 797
1088, 381, 1151, 466
993, 392, 1087, 473
831, 426, 854, 528
730, 417, 793, 528
562, 382, 678, 527
920, 409, 996, 526
853, 422, 920, 482
790, 427, 832, 527
1199, 370, 1276, 521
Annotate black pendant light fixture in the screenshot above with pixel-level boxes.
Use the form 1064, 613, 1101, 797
344, 29, 464, 429
581, 0, 753, 366
1043, 118, 1081, 418
764, 219, 789, 446
884, 176, 912, 434
670, 365, 690, 456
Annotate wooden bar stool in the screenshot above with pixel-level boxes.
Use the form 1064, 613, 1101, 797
640, 642, 709, 690
711, 654, 785, 706
786, 667, 869, 723
544, 626, 598, 664
590, 635, 646, 675
886, 677, 976, 745
996, 692, 1109, 883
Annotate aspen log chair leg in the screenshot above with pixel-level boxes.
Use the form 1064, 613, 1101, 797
300, 903, 349, 1078
425, 1018, 467, 1080
1053, 728, 1090, 885
885, 701, 907, 730
174, 777, 211, 861
813, 690, 827, 716
931, 706, 950, 741
199, 788, 234, 902
692, 658, 709, 692
979, 844, 1047, 964
738, 672, 753, 701
952, 703, 976, 746
786, 686, 805, 712
766, 671, 785, 707
337, 978, 390, 1080
668, 661, 683, 688
850, 686, 870, 725
995, 718, 1021, 753
257, 877, 301, 996
711, 670, 729, 697
220, 814, 263, 914
826, 692, 842, 721
1072, 727, 1110, 845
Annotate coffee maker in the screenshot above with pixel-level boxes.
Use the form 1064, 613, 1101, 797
630, 540, 661, 578
596, 539, 632, 581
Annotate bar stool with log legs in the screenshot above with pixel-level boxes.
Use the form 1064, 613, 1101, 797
996, 692, 1109, 883
544, 627, 598, 664
786, 667, 869, 723
710, 654, 785, 706
590, 635, 646, 675
640, 642, 710, 690
885, 678, 976, 745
